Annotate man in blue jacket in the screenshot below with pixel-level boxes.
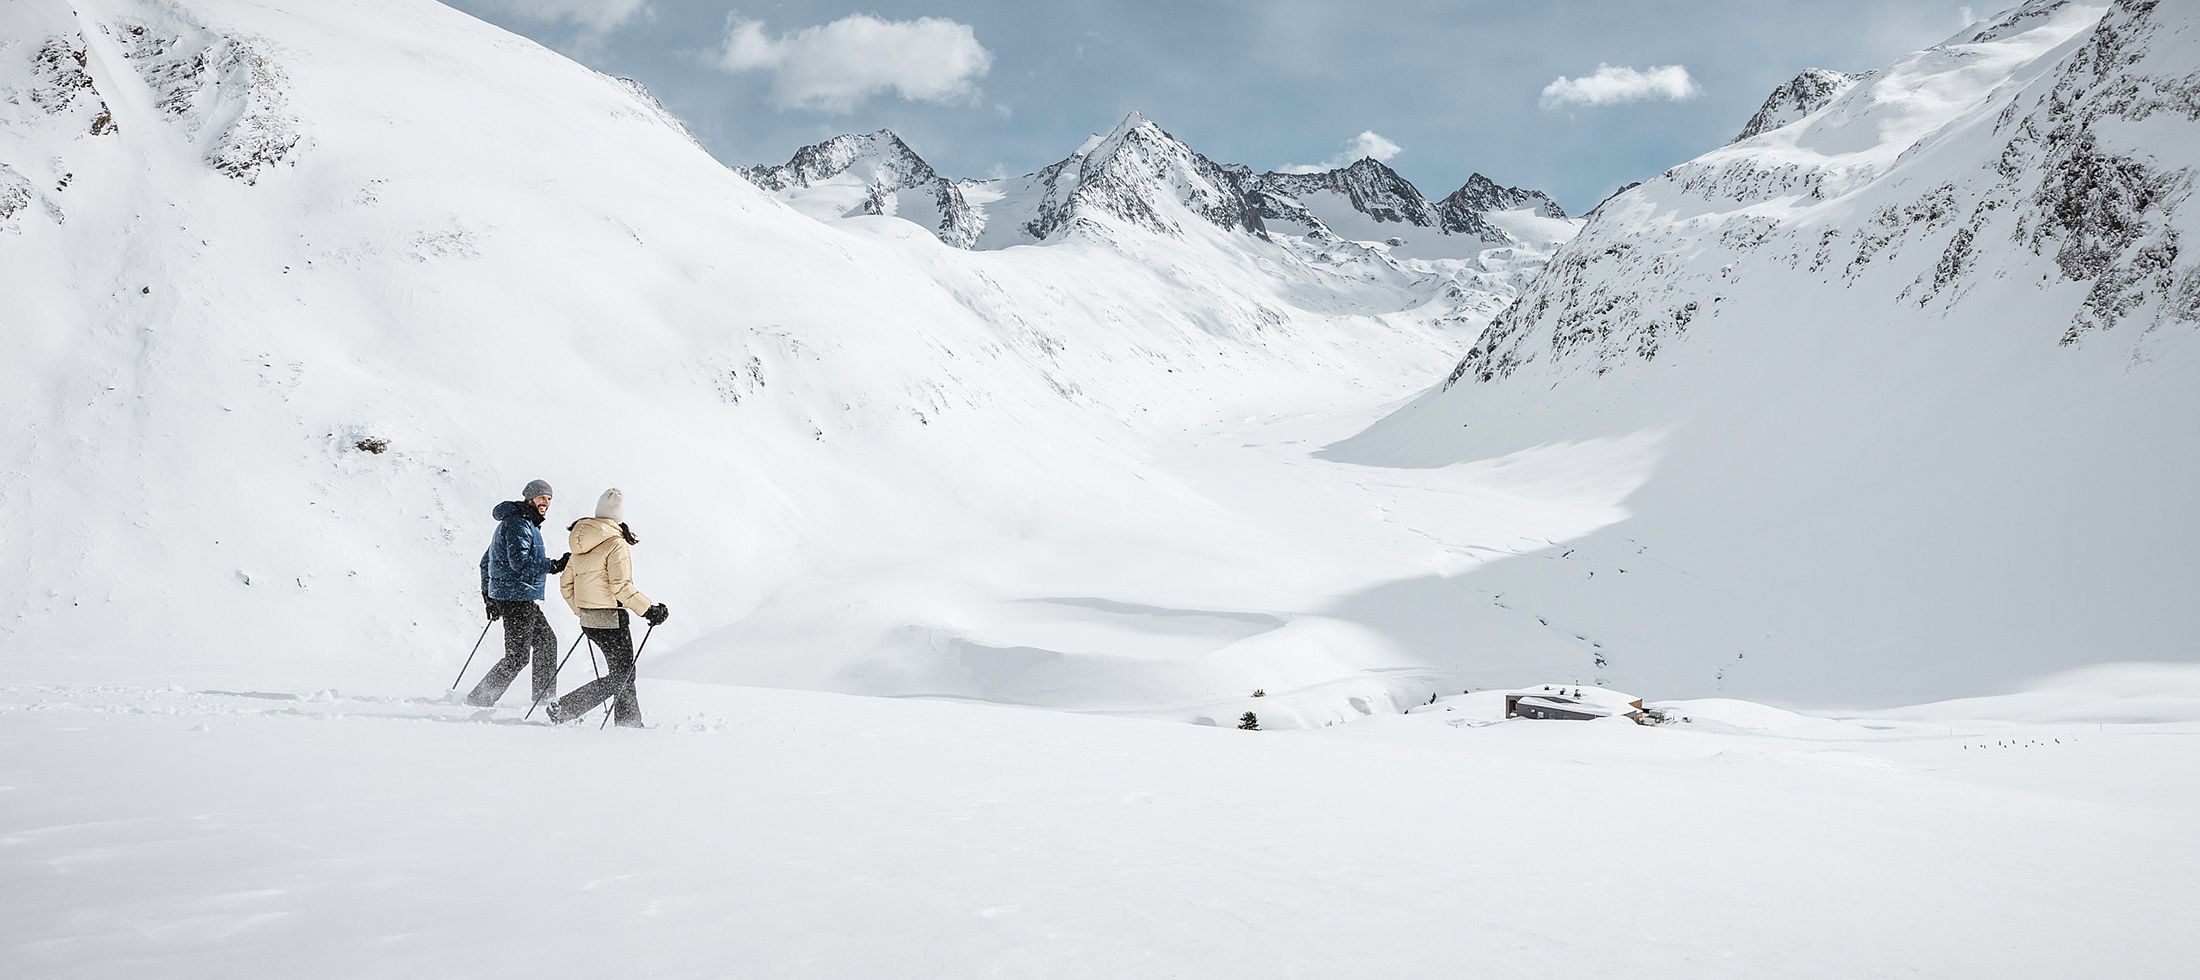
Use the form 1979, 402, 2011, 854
466, 479, 571, 708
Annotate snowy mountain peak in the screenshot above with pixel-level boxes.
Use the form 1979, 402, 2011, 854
1952, 0, 2085, 44
1421, 173, 1571, 249
741, 129, 979, 248
1258, 157, 1443, 233
1250, 157, 1439, 228
1730, 68, 1864, 143
1439, 173, 1569, 222
973, 111, 1266, 245
1238, 158, 1577, 264
742, 129, 938, 191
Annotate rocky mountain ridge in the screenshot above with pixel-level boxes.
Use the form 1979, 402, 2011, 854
740, 129, 981, 248
1730, 68, 1865, 143
742, 113, 1571, 259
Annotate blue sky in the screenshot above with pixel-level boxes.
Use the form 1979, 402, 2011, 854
446, 0, 1983, 213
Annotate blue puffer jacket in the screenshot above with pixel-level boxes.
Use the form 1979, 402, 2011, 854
480, 500, 557, 601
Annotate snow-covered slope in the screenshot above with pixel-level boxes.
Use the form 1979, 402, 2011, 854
739, 130, 980, 248
1730, 67, 1865, 143
0, 0, 1491, 719
1338, 0, 2200, 703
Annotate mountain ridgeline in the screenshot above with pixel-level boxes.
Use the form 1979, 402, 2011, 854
740, 112, 1570, 258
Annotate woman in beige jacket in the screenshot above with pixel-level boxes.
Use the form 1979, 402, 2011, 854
544, 488, 668, 727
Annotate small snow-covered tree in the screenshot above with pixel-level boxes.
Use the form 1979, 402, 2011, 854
1238, 711, 1260, 731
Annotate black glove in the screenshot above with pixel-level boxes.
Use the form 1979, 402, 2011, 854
483, 592, 501, 621
549, 553, 570, 574
643, 603, 669, 626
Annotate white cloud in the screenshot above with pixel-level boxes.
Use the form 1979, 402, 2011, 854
1959, 5, 1977, 27
1539, 64, 1700, 110
474, 0, 651, 36
718, 14, 994, 113
1280, 130, 1403, 174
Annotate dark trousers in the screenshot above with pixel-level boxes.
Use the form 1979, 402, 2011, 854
554, 613, 642, 727
467, 599, 557, 705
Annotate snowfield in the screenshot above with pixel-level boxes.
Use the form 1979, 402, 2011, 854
6, 660, 2198, 979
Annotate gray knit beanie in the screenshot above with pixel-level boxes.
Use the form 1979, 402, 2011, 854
595, 488, 625, 522
521, 478, 553, 500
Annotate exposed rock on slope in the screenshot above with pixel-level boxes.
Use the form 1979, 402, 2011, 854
1340, 0, 2199, 703
1731, 68, 1864, 143
958, 112, 1265, 247
110, 17, 301, 183
1452, 0, 2191, 384
741, 130, 980, 248
1240, 161, 1571, 258
1245, 158, 1439, 232
1433, 172, 1569, 246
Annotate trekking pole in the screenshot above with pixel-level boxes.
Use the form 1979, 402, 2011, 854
525, 633, 591, 721
600, 622, 657, 730
449, 621, 494, 691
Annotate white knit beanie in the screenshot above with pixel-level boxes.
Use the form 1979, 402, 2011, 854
595, 488, 625, 522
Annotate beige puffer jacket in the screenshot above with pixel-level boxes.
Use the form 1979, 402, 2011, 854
559, 517, 655, 617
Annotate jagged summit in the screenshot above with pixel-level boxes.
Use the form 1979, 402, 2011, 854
1730, 68, 1863, 143
740, 111, 1577, 271
1432, 173, 1569, 245
987, 110, 1266, 245
1440, 173, 1567, 221
1250, 157, 1439, 228
741, 129, 979, 248
1243, 160, 1577, 261
742, 129, 936, 190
